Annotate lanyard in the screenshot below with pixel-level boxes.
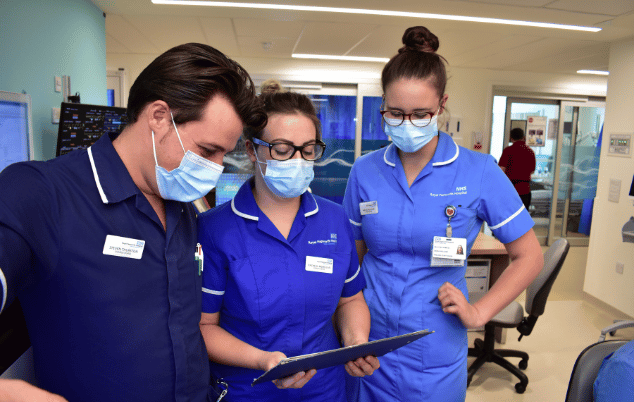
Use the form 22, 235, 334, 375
445, 205, 456, 238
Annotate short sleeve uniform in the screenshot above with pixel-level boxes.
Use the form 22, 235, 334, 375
199, 180, 365, 402
343, 132, 534, 401
0, 134, 209, 401
594, 340, 634, 402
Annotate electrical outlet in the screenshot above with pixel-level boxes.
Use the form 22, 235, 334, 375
616, 262, 624, 275
54, 76, 62, 92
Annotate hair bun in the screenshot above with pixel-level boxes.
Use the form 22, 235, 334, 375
399, 26, 440, 54
260, 78, 287, 94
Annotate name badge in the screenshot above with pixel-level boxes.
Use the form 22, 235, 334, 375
430, 236, 467, 267
360, 201, 378, 215
305, 256, 334, 274
103, 235, 145, 260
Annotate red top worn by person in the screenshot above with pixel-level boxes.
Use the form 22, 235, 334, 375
498, 127, 536, 196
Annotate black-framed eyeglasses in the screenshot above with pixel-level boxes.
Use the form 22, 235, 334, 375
380, 109, 439, 128
252, 137, 326, 161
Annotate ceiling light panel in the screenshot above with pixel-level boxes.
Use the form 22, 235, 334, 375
151, 1, 602, 32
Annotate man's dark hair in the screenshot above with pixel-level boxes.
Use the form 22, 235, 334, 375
510, 127, 525, 141
127, 43, 266, 131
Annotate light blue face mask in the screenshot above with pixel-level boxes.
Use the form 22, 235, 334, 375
153, 113, 224, 202
254, 151, 314, 199
384, 114, 439, 153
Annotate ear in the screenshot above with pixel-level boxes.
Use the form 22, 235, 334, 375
245, 140, 257, 163
439, 94, 449, 114
146, 100, 172, 140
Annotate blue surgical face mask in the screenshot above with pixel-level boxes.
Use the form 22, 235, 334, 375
384, 114, 439, 153
254, 151, 314, 199
153, 113, 224, 202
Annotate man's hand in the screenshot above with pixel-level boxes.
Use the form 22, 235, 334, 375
0, 379, 68, 402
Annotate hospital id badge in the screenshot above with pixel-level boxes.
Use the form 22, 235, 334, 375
430, 236, 467, 267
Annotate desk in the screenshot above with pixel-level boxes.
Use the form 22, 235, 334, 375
469, 233, 510, 343
470, 232, 509, 288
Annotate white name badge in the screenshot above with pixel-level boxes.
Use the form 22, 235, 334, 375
305, 256, 334, 274
360, 201, 378, 216
430, 236, 467, 267
103, 235, 145, 260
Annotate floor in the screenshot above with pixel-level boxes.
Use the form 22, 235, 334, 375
465, 293, 634, 401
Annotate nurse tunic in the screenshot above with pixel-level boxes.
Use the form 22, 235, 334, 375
343, 132, 534, 401
199, 179, 366, 402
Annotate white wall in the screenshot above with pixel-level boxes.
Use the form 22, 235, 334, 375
584, 37, 634, 318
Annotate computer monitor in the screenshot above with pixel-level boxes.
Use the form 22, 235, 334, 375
56, 102, 127, 157
0, 91, 33, 173
629, 174, 634, 201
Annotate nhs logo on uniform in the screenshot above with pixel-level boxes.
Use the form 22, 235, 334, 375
456, 186, 467, 191
308, 233, 337, 246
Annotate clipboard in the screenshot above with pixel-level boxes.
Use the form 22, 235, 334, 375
251, 329, 433, 386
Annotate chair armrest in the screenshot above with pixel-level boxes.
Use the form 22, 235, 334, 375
598, 320, 634, 342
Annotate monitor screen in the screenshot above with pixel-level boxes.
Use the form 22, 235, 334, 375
0, 91, 33, 173
629, 174, 634, 198
56, 103, 127, 157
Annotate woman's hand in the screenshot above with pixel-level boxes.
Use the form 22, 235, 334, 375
260, 351, 317, 389
272, 369, 317, 389
438, 282, 486, 329
345, 355, 380, 377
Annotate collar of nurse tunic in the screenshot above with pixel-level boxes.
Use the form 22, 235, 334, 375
382, 132, 459, 200
230, 178, 320, 246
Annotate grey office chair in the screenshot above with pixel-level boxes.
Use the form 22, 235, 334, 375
565, 340, 628, 402
467, 238, 570, 393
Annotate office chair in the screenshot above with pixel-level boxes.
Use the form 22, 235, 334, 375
565, 340, 628, 402
598, 320, 634, 342
467, 238, 570, 393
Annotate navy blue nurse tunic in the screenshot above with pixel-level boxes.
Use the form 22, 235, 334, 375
343, 132, 534, 401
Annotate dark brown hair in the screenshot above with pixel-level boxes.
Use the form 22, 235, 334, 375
244, 88, 322, 142
127, 43, 266, 132
381, 26, 448, 98
510, 127, 525, 141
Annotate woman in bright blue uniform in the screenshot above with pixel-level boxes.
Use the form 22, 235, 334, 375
198, 85, 380, 401
343, 27, 544, 401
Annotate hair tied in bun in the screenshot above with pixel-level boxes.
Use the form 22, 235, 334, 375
260, 78, 287, 94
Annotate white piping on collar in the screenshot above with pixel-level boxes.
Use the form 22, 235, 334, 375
304, 192, 319, 217
0, 267, 7, 313
489, 205, 525, 230
88, 147, 109, 204
349, 219, 361, 227
383, 143, 396, 167
433, 138, 459, 166
231, 197, 258, 221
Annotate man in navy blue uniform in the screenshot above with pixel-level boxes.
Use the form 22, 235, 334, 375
0, 43, 266, 401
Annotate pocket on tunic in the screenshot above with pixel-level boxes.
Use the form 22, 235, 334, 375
420, 302, 467, 369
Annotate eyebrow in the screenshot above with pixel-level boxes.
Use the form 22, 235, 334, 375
268, 138, 319, 146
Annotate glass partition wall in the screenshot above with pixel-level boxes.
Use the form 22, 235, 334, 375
490, 95, 605, 246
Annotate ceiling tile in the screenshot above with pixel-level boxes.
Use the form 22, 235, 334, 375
294, 21, 379, 55
199, 17, 240, 57
233, 18, 305, 39
105, 14, 159, 54
237, 36, 296, 58
546, 0, 634, 17
127, 15, 207, 54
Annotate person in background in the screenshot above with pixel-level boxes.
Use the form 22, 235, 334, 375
498, 127, 537, 210
0, 43, 266, 402
198, 86, 379, 401
594, 339, 634, 402
343, 26, 543, 401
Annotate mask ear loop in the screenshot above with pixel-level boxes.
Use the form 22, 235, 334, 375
250, 140, 268, 177
170, 111, 186, 155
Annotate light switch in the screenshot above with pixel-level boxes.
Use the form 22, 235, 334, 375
52, 107, 61, 124
54, 76, 62, 92
608, 179, 621, 203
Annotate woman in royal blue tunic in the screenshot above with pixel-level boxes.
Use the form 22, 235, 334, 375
343, 26, 544, 401
198, 86, 380, 401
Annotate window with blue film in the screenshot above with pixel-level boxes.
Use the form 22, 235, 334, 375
308, 95, 357, 204
362, 96, 391, 154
